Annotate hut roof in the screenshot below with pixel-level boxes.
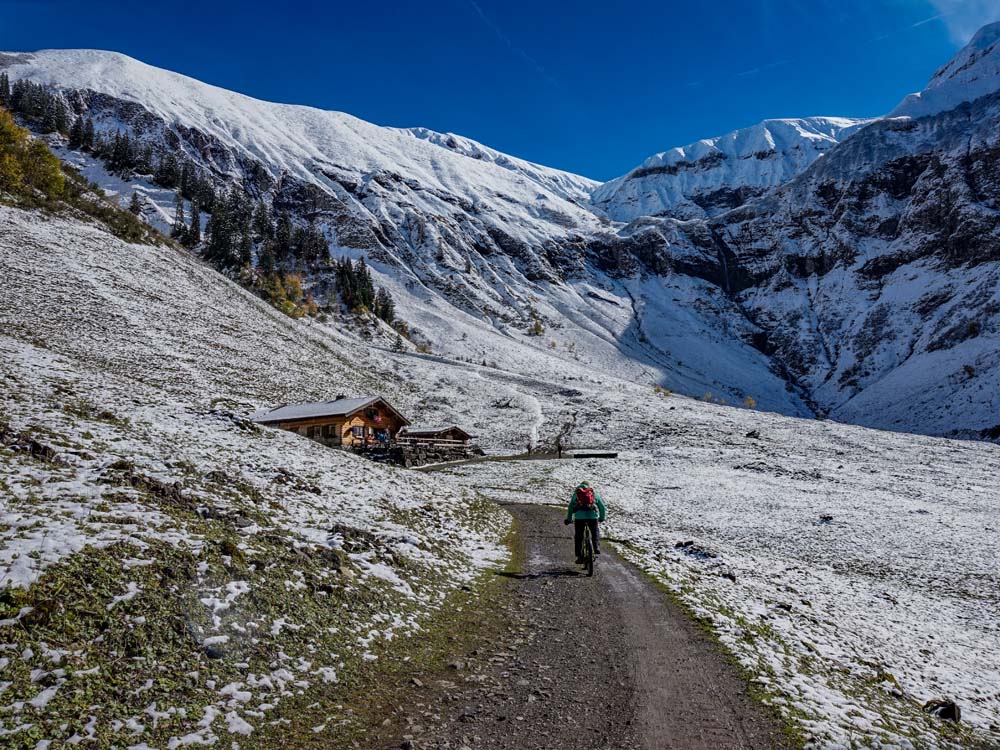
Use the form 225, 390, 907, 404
253, 396, 409, 425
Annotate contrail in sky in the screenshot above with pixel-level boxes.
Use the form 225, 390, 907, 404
466, 0, 561, 89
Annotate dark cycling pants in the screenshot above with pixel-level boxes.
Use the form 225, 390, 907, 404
574, 519, 600, 557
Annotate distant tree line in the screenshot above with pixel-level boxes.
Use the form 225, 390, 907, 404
1, 76, 71, 135
333, 256, 395, 323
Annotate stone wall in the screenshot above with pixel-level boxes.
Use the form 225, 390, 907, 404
356, 444, 483, 467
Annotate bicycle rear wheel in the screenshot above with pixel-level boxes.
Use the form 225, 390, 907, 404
584, 526, 595, 577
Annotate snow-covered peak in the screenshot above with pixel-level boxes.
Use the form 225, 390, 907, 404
592, 116, 870, 221
636, 117, 863, 169
0, 48, 597, 217
890, 21, 1000, 119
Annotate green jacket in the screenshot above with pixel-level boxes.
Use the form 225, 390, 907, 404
566, 484, 606, 521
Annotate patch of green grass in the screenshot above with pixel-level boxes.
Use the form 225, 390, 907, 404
0, 459, 514, 749
234, 503, 516, 749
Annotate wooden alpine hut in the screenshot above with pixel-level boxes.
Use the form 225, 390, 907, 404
253, 396, 410, 447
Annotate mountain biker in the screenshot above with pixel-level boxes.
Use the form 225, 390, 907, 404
564, 481, 606, 564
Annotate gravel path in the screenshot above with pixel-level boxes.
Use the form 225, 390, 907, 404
388, 504, 790, 750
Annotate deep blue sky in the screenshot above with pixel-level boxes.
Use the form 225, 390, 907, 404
2, 0, 998, 180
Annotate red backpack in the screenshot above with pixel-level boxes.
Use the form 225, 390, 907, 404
576, 486, 595, 510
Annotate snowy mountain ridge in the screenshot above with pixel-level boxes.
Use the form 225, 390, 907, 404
592, 116, 871, 221
0, 48, 597, 203
4, 26, 1000, 439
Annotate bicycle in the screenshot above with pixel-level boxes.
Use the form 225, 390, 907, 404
581, 523, 595, 577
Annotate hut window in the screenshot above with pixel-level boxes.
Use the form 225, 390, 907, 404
351, 426, 364, 438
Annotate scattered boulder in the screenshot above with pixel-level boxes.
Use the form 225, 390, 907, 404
675, 540, 717, 559
923, 698, 961, 721
819, 514, 834, 524
745, 429, 761, 439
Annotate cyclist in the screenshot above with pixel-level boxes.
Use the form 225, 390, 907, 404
563, 481, 606, 563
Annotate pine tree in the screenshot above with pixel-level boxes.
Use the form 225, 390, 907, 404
155, 152, 179, 188
273, 213, 293, 264
239, 231, 252, 267
335, 256, 356, 307
53, 98, 69, 134
138, 144, 154, 175
0, 73, 10, 107
68, 116, 85, 150
252, 202, 273, 241
257, 241, 276, 275
171, 193, 186, 239
354, 258, 375, 309
374, 287, 395, 323
82, 118, 96, 152
40, 100, 59, 134
186, 203, 201, 247
128, 191, 143, 215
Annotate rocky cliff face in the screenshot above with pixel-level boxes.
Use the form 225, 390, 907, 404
706, 30, 1000, 438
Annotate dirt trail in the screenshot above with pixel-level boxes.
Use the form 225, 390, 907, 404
387, 504, 790, 749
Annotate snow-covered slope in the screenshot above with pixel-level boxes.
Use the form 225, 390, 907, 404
592, 117, 869, 221
890, 21, 1000, 119
5, 198, 997, 750
0, 49, 598, 205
